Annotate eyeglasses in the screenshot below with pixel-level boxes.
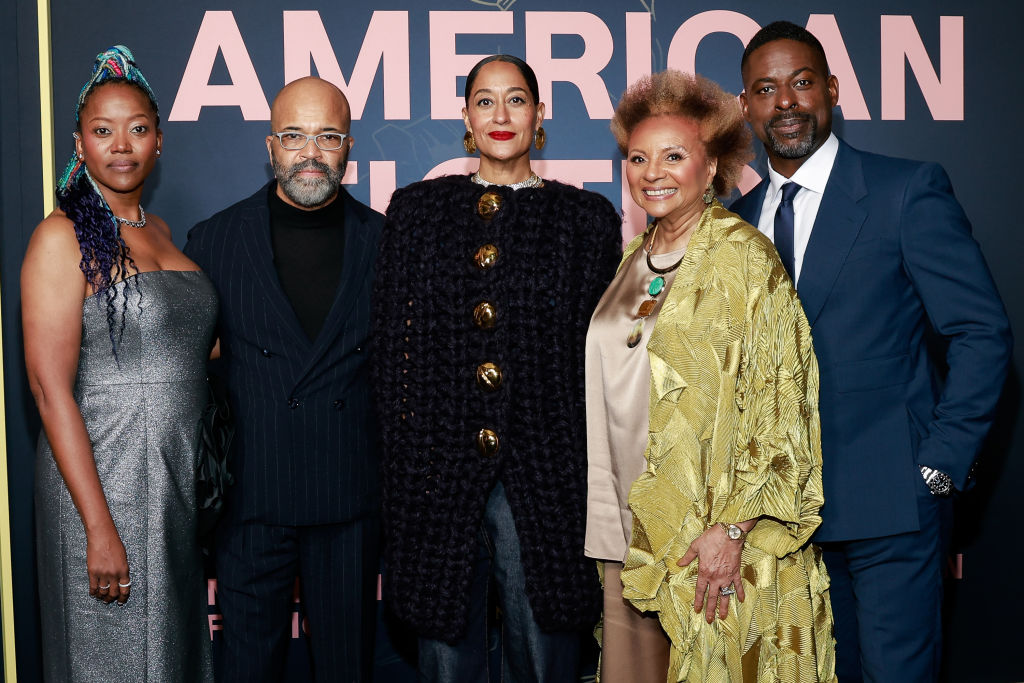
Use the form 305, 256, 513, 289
270, 132, 349, 151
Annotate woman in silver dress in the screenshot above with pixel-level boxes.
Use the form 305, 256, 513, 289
22, 46, 215, 681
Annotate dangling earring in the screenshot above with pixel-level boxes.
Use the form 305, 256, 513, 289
534, 127, 546, 150
702, 183, 714, 205
463, 131, 477, 155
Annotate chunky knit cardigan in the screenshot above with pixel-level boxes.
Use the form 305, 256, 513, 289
372, 174, 622, 641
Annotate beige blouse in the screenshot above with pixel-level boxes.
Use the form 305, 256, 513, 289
584, 239, 685, 562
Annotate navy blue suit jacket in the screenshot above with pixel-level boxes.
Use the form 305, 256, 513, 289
185, 183, 383, 526
731, 140, 1011, 541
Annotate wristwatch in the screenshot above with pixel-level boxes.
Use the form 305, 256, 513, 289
718, 522, 748, 541
920, 465, 953, 497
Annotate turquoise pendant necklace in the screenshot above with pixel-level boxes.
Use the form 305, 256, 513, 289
627, 222, 685, 348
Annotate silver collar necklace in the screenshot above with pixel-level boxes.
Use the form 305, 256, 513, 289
113, 205, 146, 229
471, 172, 543, 191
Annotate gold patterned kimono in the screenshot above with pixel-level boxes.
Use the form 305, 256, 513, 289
621, 202, 836, 682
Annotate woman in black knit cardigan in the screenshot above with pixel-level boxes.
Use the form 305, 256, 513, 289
372, 55, 622, 681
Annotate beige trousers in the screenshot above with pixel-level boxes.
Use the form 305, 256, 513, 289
600, 561, 671, 683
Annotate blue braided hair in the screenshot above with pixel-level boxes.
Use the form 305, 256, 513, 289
56, 45, 159, 360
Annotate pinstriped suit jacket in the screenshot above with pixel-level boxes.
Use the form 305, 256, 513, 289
185, 183, 383, 526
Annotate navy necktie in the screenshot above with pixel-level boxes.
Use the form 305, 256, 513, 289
774, 182, 801, 282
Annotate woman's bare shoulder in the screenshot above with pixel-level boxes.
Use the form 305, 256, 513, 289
23, 210, 84, 284
27, 210, 80, 255
144, 212, 173, 239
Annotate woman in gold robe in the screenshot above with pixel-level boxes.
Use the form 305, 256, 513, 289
584, 70, 835, 682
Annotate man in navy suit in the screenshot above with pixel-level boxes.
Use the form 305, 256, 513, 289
185, 77, 383, 682
730, 21, 1011, 682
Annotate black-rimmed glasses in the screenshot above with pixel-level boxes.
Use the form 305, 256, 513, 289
270, 132, 349, 151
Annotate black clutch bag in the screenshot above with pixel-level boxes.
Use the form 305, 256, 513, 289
195, 374, 235, 546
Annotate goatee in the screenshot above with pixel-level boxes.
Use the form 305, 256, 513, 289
763, 112, 818, 160
274, 157, 345, 208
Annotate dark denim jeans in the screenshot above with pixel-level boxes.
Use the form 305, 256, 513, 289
418, 482, 582, 683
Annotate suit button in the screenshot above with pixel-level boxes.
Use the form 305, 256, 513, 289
476, 428, 499, 457
473, 302, 497, 329
262, 348, 274, 358
333, 399, 346, 410
474, 244, 499, 270
476, 362, 502, 392
288, 398, 301, 409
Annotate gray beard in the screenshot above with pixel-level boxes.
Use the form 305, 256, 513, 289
274, 158, 345, 207
763, 114, 819, 160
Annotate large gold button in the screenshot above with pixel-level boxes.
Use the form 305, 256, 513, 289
477, 192, 502, 220
476, 362, 502, 391
476, 428, 500, 457
473, 301, 497, 329
474, 244, 499, 269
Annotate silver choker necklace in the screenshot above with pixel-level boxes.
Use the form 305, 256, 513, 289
113, 205, 146, 229
471, 172, 543, 191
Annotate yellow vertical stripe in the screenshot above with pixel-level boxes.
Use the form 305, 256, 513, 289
39, 0, 55, 215
0, 288, 16, 683
2, 0, 58, 680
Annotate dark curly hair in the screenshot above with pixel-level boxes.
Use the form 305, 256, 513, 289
611, 70, 752, 196
56, 46, 159, 358
57, 172, 142, 357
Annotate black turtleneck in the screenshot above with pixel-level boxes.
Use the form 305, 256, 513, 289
268, 184, 346, 342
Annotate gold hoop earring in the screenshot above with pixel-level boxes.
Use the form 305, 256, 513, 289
463, 131, 477, 155
702, 183, 714, 205
534, 127, 546, 151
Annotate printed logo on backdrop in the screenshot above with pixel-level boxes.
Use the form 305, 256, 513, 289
207, 579, 309, 640
164, 9, 965, 238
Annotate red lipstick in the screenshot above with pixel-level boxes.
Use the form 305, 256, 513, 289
488, 131, 514, 141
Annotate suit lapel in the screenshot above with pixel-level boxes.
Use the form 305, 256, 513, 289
239, 185, 312, 350
798, 141, 868, 325
296, 190, 376, 382
732, 178, 769, 226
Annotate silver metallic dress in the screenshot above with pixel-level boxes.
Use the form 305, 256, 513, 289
35, 270, 217, 682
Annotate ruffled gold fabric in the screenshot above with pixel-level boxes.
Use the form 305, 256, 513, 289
621, 202, 836, 682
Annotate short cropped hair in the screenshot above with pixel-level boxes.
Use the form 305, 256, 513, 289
741, 21, 830, 75
611, 70, 752, 196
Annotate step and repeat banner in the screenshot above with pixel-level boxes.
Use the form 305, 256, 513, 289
2, 1, 1021, 680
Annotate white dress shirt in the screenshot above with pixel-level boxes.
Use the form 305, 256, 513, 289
756, 132, 840, 285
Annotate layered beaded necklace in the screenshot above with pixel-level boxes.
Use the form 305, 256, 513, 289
112, 205, 146, 228
471, 171, 543, 191
627, 221, 686, 348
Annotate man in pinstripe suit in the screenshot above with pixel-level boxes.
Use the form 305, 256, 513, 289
185, 77, 383, 682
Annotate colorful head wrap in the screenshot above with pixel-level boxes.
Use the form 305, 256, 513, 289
57, 45, 159, 195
